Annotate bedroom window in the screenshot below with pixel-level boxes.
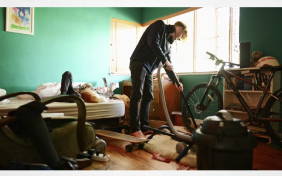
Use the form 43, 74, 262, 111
110, 7, 239, 75
165, 7, 240, 73
110, 18, 144, 75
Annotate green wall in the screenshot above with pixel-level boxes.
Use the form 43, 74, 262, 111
142, 7, 189, 23
0, 7, 142, 94
240, 7, 282, 94
239, 7, 282, 63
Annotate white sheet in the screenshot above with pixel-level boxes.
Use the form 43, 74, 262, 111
0, 98, 125, 120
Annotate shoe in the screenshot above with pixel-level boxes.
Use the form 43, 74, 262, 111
142, 130, 154, 135
141, 125, 154, 135
130, 131, 145, 139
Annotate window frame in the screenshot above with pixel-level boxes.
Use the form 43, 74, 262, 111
110, 18, 143, 75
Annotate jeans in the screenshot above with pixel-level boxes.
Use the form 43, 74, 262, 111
60, 71, 82, 98
129, 60, 154, 133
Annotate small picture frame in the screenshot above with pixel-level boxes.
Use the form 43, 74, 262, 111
5, 7, 34, 35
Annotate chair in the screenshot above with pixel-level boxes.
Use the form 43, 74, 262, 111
0, 92, 96, 168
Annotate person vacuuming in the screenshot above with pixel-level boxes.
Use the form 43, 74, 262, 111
129, 20, 188, 138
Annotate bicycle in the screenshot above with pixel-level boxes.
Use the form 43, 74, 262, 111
181, 52, 282, 147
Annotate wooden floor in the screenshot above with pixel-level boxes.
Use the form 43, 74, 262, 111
83, 136, 282, 170
253, 139, 282, 170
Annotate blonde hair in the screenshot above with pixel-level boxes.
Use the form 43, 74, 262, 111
174, 21, 188, 42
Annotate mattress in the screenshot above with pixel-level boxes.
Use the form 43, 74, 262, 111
0, 98, 125, 120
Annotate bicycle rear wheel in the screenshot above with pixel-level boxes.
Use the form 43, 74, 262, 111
263, 88, 282, 147
182, 83, 223, 132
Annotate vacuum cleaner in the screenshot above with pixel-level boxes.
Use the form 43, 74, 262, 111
143, 64, 257, 170
143, 64, 195, 162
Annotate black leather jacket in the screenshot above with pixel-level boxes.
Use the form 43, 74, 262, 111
130, 20, 175, 74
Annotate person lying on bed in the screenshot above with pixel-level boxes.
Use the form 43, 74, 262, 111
60, 71, 115, 103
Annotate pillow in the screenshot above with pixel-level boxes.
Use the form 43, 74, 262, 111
34, 82, 61, 99
35, 82, 60, 93
0, 88, 9, 103
0, 88, 6, 96
35, 82, 90, 99
17, 82, 61, 100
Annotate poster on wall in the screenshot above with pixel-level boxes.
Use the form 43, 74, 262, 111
5, 7, 34, 35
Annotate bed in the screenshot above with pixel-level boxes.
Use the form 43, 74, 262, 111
0, 82, 125, 120
0, 97, 125, 120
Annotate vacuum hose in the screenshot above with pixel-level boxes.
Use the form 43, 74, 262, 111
157, 64, 193, 143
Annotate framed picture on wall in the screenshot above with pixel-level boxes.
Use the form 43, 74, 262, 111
5, 7, 34, 35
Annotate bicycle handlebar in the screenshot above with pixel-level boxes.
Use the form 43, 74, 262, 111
206, 52, 240, 68
206, 51, 282, 71
225, 62, 240, 67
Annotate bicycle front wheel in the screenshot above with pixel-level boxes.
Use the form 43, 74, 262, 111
182, 83, 223, 132
263, 88, 282, 147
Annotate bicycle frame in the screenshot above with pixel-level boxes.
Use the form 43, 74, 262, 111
202, 65, 282, 122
